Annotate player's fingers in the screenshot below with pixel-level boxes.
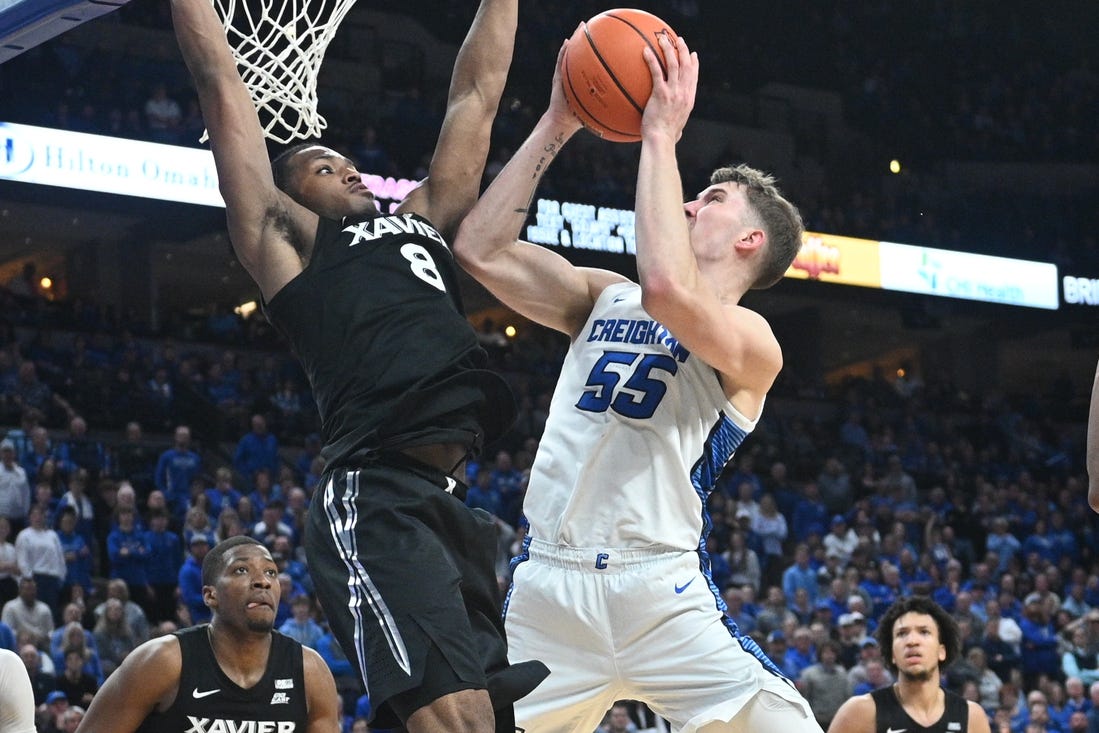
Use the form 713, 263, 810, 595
657, 32, 678, 77
642, 45, 664, 84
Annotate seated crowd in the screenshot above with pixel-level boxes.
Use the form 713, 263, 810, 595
0, 261, 1093, 733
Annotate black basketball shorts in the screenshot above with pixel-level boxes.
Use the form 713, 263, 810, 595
304, 455, 509, 728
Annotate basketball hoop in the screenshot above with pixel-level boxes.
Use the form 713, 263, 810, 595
208, 0, 357, 144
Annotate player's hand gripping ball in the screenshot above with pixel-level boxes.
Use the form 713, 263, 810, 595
561, 8, 679, 143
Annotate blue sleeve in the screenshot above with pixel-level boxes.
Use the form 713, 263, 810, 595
178, 564, 203, 607
317, 636, 353, 676
106, 529, 124, 562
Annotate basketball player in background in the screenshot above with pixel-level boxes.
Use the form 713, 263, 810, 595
76, 536, 339, 733
453, 34, 820, 733
168, 0, 545, 729
1087, 359, 1098, 512
0, 647, 35, 733
827, 596, 991, 733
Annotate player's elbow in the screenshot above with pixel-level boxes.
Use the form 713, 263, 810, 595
1088, 477, 1099, 514
639, 273, 686, 322
453, 215, 494, 271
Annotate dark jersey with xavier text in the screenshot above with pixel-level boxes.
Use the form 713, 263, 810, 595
871, 685, 969, 733
265, 213, 514, 468
137, 625, 308, 733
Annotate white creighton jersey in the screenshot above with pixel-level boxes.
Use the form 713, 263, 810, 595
525, 281, 759, 551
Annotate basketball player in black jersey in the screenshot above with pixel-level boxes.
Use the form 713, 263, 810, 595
76, 536, 339, 733
168, 0, 545, 731
827, 596, 991, 733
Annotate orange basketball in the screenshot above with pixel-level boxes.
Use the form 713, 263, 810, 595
561, 8, 678, 143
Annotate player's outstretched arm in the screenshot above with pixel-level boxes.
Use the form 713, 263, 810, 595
1088, 359, 1099, 512
398, 0, 516, 239
75, 636, 181, 733
454, 43, 625, 338
302, 646, 341, 733
825, 694, 875, 733
168, 0, 311, 300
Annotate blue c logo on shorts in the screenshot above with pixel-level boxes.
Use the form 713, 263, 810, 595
595, 553, 609, 570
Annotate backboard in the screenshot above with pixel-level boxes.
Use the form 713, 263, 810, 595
0, 0, 131, 63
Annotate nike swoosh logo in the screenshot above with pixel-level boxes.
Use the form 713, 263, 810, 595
675, 578, 695, 594
613, 296, 626, 303
444, 477, 457, 494
192, 688, 221, 699
886, 727, 906, 733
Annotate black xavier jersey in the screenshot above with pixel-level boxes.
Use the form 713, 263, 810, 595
871, 685, 969, 733
137, 626, 308, 733
265, 213, 515, 467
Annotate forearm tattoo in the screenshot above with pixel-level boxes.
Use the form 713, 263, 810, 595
516, 132, 567, 215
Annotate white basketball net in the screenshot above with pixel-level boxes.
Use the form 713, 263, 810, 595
208, 0, 357, 144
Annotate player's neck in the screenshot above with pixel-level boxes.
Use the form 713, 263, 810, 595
208, 622, 273, 686
894, 676, 944, 722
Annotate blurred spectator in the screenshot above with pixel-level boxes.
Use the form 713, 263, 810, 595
48, 605, 94, 660
1020, 592, 1062, 690
817, 457, 852, 515
466, 467, 502, 518
751, 494, 787, 584
54, 417, 109, 485
0, 439, 31, 534
91, 598, 136, 678
782, 544, 819, 606
232, 414, 279, 491
2, 577, 54, 649
1063, 626, 1099, 686
798, 639, 851, 729
92, 579, 148, 645
791, 482, 828, 543
111, 422, 158, 497
489, 449, 524, 528
54, 507, 92, 603
755, 586, 796, 636
203, 466, 242, 521
848, 637, 893, 691
178, 533, 211, 625
143, 82, 181, 143
37, 688, 70, 733
0, 517, 18, 606
105, 506, 150, 614
246, 467, 280, 516
722, 586, 757, 635
15, 505, 65, 617
143, 508, 182, 623
9, 362, 74, 427
278, 594, 324, 649
52, 624, 101, 696
20, 642, 55, 706
784, 625, 818, 680
724, 529, 761, 594
852, 657, 892, 696
154, 425, 201, 522
251, 499, 293, 547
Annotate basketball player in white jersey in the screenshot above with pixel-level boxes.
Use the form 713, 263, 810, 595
454, 34, 820, 733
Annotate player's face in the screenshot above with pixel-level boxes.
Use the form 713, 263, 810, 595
891, 611, 947, 682
206, 544, 280, 633
683, 182, 757, 259
290, 146, 380, 220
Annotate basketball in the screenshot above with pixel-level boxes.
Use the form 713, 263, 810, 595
561, 8, 678, 143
